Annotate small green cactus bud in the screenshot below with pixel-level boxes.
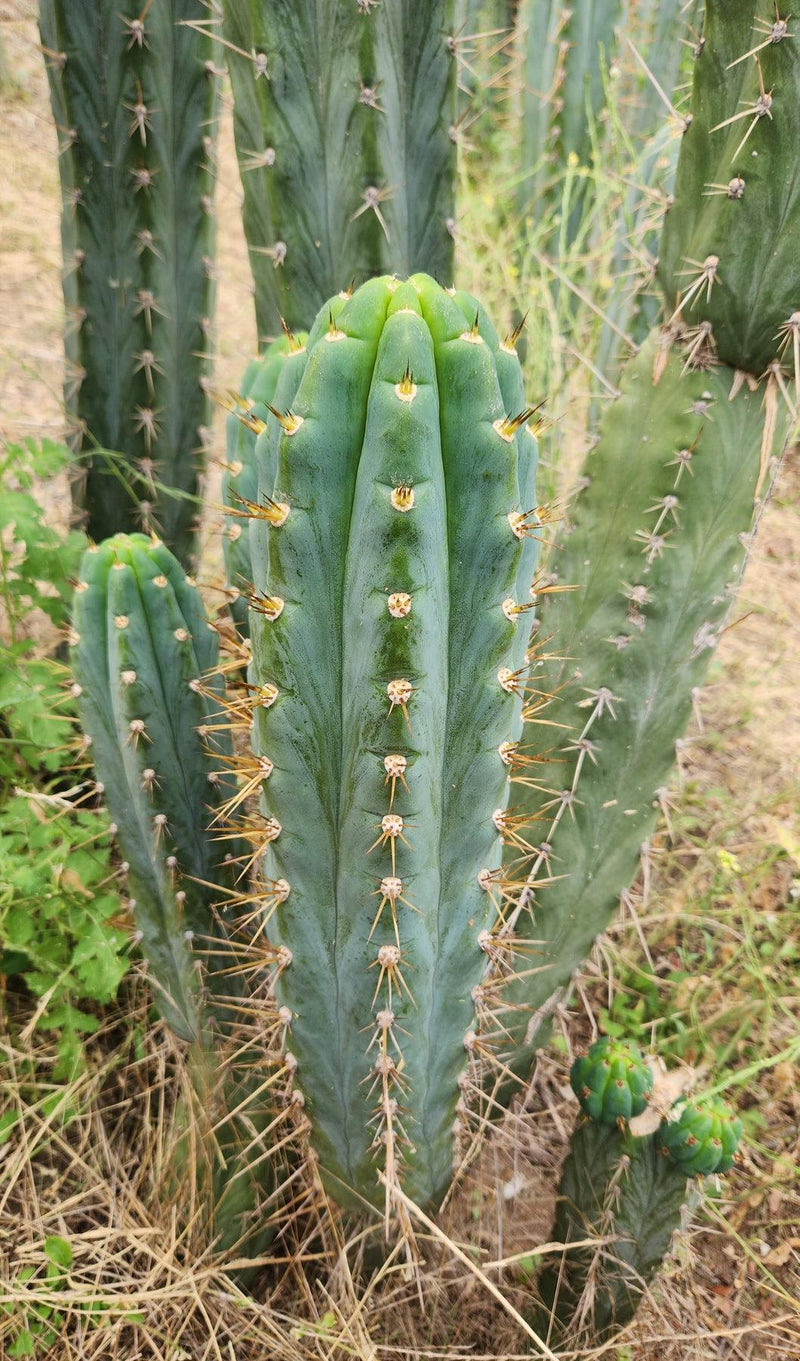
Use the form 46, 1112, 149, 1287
659, 1096, 742, 1177
571, 1037, 653, 1124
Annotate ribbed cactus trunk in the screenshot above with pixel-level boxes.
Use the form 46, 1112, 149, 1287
489, 0, 798, 1086
70, 534, 239, 1041
70, 534, 278, 1259
221, 1, 458, 337
222, 333, 308, 636
492, 337, 791, 1082
39, 0, 218, 564
248, 274, 539, 1212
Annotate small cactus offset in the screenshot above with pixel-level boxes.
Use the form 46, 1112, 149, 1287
247, 273, 540, 1213
571, 1036, 653, 1123
221, 331, 307, 635
221, 0, 458, 336
531, 1045, 743, 1346
660, 1095, 743, 1177
658, 0, 800, 377
70, 533, 238, 1041
38, 0, 220, 562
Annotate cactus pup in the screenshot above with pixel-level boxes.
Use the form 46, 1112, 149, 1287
39, 0, 220, 562
531, 1041, 742, 1346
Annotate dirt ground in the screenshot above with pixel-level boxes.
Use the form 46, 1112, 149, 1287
1, 3, 799, 1359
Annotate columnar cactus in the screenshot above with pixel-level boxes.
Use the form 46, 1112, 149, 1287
222, 331, 307, 635
490, 335, 791, 1084
517, 0, 623, 237
38, 0, 219, 563
70, 534, 238, 1041
658, 0, 800, 376
531, 1046, 742, 1345
71, 534, 285, 1260
248, 273, 540, 1212
489, 0, 798, 1085
221, 1, 458, 336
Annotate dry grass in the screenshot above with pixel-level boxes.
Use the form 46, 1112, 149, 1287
1, 3, 799, 1358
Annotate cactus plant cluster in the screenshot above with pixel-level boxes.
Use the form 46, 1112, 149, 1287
531, 1038, 742, 1344
38, 0, 219, 562
42, 0, 797, 1341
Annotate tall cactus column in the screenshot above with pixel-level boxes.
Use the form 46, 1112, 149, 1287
479, 0, 799, 1093
247, 275, 540, 1214
39, 1, 219, 563
221, 1, 458, 337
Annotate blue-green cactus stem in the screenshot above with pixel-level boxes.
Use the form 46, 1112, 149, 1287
38, 1, 219, 563
222, 332, 307, 635
248, 274, 539, 1212
517, 0, 623, 240
489, 332, 792, 1088
71, 533, 239, 1040
658, 0, 800, 374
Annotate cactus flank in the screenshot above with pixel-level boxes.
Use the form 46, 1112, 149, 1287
70, 533, 238, 1040
221, 0, 458, 336
487, 333, 791, 1087
38, 0, 219, 563
221, 331, 308, 636
247, 273, 540, 1215
70, 533, 283, 1260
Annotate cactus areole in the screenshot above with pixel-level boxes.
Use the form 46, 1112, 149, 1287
249, 274, 540, 1212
